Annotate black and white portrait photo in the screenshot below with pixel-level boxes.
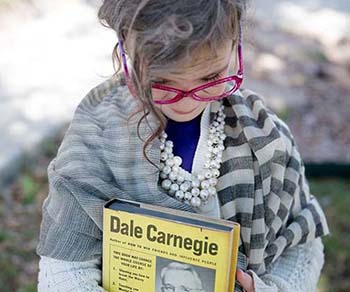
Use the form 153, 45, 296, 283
155, 257, 216, 292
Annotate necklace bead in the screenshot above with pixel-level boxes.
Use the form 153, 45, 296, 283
191, 188, 200, 197
173, 156, 182, 166
163, 165, 171, 174
200, 189, 209, 200
159, 103, 226, 208
169, 172, 177, 181
184, 192, 192, 200
175, 190, 185, 200
170, 184, 179, 192
191, 197, 201, 207
201, 180, 210, 189
161, 179, 172, 190
180, 182, 190, 192
160, 172, 168, 179
204, 170, 212, 179
177, 175, 185, 183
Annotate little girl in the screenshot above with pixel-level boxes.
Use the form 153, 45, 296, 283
37, 1, 329, 291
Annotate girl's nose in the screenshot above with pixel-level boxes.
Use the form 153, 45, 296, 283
178, 81, 202, 93
174, 95, 199, 109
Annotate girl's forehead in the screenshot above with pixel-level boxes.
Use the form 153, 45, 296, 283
154, 39, 233, 79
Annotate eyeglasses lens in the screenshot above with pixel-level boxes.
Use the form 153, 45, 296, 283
152, 80, 237, 102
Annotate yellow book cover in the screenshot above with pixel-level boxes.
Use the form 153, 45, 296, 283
103, 198, 240, 292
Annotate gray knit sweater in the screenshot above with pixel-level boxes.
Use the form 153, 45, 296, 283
37, 235, 324, 291
36, 74, 329, 291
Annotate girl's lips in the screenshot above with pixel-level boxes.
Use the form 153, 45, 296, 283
171, 107, 197, 115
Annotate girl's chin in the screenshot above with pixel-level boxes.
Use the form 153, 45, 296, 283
165, 107, 203, 122
171, 107, 197, 115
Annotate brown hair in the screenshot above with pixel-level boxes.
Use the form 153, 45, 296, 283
98, 0, 248, 168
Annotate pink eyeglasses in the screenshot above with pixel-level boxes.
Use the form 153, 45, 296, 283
118, 24, 243, 105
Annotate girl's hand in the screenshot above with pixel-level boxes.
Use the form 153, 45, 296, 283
236, 268, 255, 292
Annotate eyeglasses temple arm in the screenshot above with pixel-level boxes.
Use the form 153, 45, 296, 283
237, 21, 243, 77
118, 40, 131, 79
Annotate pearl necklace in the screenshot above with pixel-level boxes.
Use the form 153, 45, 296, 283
159, 104, 226, 208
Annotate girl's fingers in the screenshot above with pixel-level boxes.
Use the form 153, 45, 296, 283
236, 268, 255, 292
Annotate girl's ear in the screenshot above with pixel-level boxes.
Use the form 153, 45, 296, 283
227, 40, 237, 72
228, 56, 237, 75
124, 31, 137, 57
232, 43, 241, 73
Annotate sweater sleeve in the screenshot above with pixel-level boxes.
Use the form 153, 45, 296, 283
247, 237, 325, 292
38, 256, 106, 292
37, 238, 325, 292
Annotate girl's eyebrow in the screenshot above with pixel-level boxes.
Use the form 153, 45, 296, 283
198, 64, 229, 79
156, 64, 228, 82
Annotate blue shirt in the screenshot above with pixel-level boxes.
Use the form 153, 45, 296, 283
165, 112, 202, 172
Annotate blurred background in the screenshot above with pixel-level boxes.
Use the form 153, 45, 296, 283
0, 0, 349, 291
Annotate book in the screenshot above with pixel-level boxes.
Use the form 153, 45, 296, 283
102, 198, 241, 292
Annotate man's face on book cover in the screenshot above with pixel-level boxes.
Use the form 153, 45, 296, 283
161, 268, 204, 292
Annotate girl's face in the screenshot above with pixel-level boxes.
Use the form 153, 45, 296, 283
151, 40, 234, 122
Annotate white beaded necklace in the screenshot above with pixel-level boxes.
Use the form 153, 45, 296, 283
159, 104, 226, 208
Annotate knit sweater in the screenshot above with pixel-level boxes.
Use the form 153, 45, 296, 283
38, 237, 324, 292
37, 103, 326, 291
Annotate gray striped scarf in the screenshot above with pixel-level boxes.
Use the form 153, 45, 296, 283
37, 73, 329, 279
